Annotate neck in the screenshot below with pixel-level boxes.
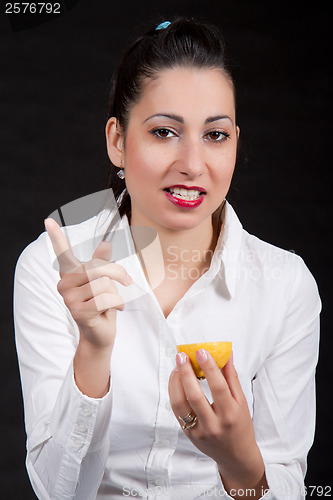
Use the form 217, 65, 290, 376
129, 213, 221, 286
160, 221, 217, 270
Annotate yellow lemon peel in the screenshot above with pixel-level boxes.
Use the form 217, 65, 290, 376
177, 341, 232, 379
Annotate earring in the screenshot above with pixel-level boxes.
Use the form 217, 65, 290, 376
117, 158, 125, 179
117, 168, 125, 179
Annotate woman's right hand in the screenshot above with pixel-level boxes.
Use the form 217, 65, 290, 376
45, 218, 132, 351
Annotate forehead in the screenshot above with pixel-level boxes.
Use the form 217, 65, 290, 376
131, 66, 236, 122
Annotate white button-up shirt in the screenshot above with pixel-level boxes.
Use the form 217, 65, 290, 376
14, 202, 321, 499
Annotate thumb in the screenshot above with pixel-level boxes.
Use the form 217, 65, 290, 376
92, 241, 113, 262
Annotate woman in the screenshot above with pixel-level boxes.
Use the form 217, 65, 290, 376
14, 18, 321, 499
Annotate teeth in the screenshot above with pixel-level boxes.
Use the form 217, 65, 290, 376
169, 187, 201, 200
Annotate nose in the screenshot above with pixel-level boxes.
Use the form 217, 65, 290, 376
176, 136, 206, 178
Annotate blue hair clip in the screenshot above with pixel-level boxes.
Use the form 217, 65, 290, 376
155, 21, 171, 30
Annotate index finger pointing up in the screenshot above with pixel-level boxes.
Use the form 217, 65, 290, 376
44, 218, 82, 275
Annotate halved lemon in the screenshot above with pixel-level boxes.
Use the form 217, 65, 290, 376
176, 341, 232, 379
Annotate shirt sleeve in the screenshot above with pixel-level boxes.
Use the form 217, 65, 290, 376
14, 232, 112, 500
251, 255, 321, 499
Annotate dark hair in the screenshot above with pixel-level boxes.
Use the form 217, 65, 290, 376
105, 16, 235, 230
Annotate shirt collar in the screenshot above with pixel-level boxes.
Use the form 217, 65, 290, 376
214, 201, 243, 298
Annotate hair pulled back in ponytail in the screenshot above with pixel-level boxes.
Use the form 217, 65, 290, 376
105, 17, 235, 225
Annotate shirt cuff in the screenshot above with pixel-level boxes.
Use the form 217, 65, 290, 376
216, 466, 273, 499
264, 463, 305, 499
50, 361, 112, 459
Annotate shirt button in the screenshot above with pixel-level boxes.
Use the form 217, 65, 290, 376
76, 422, 88, 433
80, 405, 92, 417
165, 401, 172, 411
155, 478, 165, 487
71, 438, 83, 449
166, 347, 175, 357
160, 439, 171, 447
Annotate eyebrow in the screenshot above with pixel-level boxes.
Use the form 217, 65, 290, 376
143, 113, 234, 125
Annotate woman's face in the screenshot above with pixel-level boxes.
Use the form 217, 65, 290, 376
119, 67, 238, 232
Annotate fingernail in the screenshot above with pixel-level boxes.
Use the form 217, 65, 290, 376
196, 349, 208, 363
44, 218, 56, 230
127, 273, 133, 285
176, 352, 187, 366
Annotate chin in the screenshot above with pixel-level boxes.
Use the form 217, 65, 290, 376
156, 213, 210, 232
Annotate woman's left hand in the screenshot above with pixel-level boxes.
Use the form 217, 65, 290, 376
168, 349, 267, 495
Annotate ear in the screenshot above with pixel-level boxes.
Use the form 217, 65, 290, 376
236, 125, 240, 139
105, 117, 124, 167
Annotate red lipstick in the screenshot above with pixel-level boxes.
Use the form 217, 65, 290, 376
163, 185, 205, 209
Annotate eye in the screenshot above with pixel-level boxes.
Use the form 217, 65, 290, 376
150, 128, 176, 139
205, 130, 230, 142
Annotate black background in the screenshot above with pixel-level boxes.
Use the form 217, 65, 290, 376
0, 0, 331, 497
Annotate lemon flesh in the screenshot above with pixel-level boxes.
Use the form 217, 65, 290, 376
176, 341, 232, 379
